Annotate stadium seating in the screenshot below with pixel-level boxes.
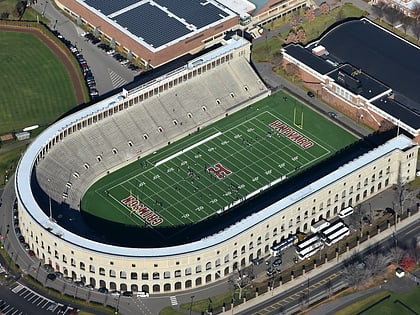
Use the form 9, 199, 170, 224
35, 58, 269, 210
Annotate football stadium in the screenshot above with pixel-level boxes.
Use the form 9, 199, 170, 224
15, 36, 418, 294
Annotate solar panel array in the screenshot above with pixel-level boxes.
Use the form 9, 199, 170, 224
155, 0, 228, 28
114, 3, 192, 47
83, 0, 235, 48
84, 0, 139, 16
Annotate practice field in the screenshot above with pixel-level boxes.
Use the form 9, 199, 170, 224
82, 92, 357, 229
0, 31, 77, 134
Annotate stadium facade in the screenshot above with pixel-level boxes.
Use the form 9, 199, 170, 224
15, 35, 418, 294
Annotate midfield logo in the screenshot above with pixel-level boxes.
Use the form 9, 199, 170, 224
207, 163, 232, 179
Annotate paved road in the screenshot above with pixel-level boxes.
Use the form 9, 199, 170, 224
30, 1, 138, 95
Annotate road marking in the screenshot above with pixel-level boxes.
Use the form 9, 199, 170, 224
11, 284, 24, 293
108, 69, 127, 88
405, 225, 420, 235
169, 296, 178, 305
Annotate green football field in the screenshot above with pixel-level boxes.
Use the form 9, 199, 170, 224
82, 92, 357, 229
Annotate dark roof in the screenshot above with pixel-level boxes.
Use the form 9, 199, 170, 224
318, 18, 420, 110
114, 3, 192, 48
84, 0, 139, 16
372, 97, 420, 129
283, 43, 335, 75
328, 64, 390, 99
83, 0, 235, 49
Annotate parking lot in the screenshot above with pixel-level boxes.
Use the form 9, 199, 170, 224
9, 283, 75, 314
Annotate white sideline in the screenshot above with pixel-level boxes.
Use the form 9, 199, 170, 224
154, 132, 222, 167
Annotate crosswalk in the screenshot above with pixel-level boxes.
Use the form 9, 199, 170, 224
108, 69, 127, 88
169, 296, 178, 305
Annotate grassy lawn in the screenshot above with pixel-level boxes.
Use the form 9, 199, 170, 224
333, 285, 420, 315
0, 143, 28, 186
82, 92, 357, 230
0, 31, 77, 134
0, 0, 48, 22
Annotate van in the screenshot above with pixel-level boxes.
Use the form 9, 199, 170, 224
136, 291, 149, 298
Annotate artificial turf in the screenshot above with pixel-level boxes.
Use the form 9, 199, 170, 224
81, 92, 357, 229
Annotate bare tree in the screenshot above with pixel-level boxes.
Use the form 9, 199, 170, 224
384, 6, 403, 27
389, 245, 405, 264
411, 22, 420, 40
342, 262, 368, 289
285, 62, 300, 81
364, 253, 389, 278
412, 2, 420, 22
372, 2, 387, 21
289, 13, 302, 30
400, 16, 412, 34
319, 2, 331, 15
305, 8, 315, 23
228, 267, 253, 299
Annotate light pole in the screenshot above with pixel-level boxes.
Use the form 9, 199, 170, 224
189, 295, 195, 315
115, 293, 121, 314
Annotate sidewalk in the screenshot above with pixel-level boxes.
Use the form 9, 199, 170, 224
219, 209, 420, 314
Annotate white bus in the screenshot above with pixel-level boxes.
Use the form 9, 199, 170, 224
295, 234, 319, 252
270, 235, 298, 256
324, 227, 350, 246
296, 240, 324, 260
320, 221, 345, 240
310, 219, 330, 233
338, 206, 354, 219
295, 234, 324, 260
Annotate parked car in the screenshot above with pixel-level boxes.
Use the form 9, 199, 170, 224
272, 258, 282, 267
47, 273, 57, 281
98, 287, 108, 294
327, 112, 337, 119
136, 291, 149, 298
110, 290, 121, 296
307, 91, 315, 98
27, 250, 35, 257
122, 291, 133, 297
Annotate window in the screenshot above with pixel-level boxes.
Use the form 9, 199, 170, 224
215, 258, 221, 267
80, 262, 85, 270
175, 270, 181, 278
120, 271, 127, 279
185, 268, 192, 276
224, 254, 229, 263
206, 262, 211, 270
89, 265, 95, 273
249, 242, 253, 250
257, 236, 261, 245
233, 250, 238, 259
131, 272, 138, 280
153, 272, 159, 279
241, 245, 246, 254
71, 258, 75, 266
142, 273, 149, 280
99, 267, 105, 276
196, 265, 202, 273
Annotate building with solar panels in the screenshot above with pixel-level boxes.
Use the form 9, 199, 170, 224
282, 18, 420, 144
56, 0, 239, 68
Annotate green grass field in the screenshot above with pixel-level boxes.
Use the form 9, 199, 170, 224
334, 285, 420, 315
82, 92, 357, 229
0, 31, 77, 134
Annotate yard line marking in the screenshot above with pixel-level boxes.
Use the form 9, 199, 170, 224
154, 132, 222, 167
